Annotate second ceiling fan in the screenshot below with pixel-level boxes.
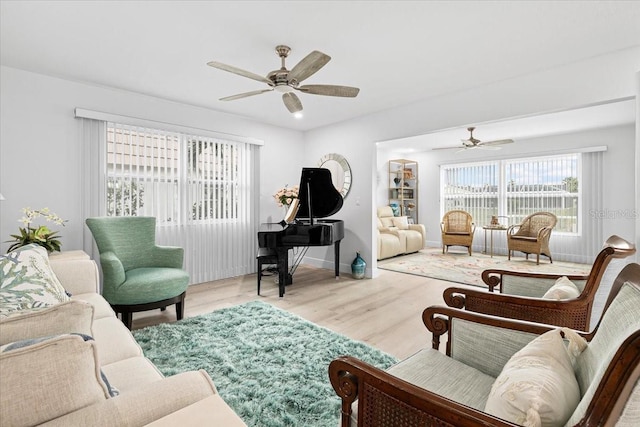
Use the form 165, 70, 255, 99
433, 127, 514, 152
207, 45, 360, 115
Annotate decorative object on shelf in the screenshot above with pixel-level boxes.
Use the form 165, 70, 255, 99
389, 202, 400, 217
6, 207, 67, 253
318, 153, 352, 198
393, 177, 401, 187
273, 185, 299, 208
351, 252, 366, 279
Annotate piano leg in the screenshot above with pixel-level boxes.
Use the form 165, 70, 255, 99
276, 247, 292, 297
334, 240, 341, 279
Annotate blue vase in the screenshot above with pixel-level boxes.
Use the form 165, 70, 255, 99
351, 252, 366, 279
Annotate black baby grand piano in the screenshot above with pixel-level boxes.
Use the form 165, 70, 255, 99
258, 168, 345, 297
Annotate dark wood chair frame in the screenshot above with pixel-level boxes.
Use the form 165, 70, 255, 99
112, 291, 185, 330
329, 263, 640, 427
443, 235, 635, 331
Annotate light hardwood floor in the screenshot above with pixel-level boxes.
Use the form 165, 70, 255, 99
132, 265, 477, 360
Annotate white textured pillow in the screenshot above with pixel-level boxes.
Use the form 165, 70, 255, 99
484, 328, 587, 427
542, 276, 581, 300
0, 244, 70, 318
391, 216, 409, 230
380, 217, 395, 228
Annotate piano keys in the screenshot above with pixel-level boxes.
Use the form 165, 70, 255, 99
258, 168, 345, 297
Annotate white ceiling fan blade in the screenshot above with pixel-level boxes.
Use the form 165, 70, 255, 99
432, 146, 460, 151
207, 61, 273, 85
288, 51, 331, 83
282, 92, 303, 113
297, 84, 360, 97
220, 88, 273, 101
476, 145, 502, 150
481, 139, 514, 146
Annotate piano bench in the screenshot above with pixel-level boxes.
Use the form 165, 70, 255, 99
257, 248, 279, 295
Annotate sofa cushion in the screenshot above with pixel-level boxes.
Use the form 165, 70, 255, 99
0, 299, 94, 345
391, 216, 409, 230
91, 316, 144, 365
542, 276, 581, 300
101, 356, 164, 394
484, 328, 587, 427
0, 244, 70, 318
0, 334, 111, 427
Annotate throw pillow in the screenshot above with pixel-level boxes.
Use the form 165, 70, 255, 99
0, 300, 94, 346
391, 216, 409, 230
0, 333, 113, 427
0, 244, 70, 318
542, 276, 581, 300
484, 328, 587, 427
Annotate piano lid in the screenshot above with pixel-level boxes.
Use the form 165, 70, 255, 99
296, 167, 344, 219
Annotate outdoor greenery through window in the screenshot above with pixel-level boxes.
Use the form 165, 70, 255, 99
440, 154, 580, 233
106, 123, 244, 223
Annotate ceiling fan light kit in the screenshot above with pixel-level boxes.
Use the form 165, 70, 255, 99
432, 126, 514, 152
208, 45, 360, 116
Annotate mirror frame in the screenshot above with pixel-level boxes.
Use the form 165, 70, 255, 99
318, 153, 352, 198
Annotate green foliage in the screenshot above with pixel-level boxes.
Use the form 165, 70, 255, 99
107, 178, 145, 216
5, 208, 67, 253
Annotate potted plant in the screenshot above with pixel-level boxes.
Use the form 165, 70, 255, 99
6, 207, 67, 253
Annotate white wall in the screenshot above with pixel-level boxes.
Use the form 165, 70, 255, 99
0, 66, 304, 254
304, 46, 640, 275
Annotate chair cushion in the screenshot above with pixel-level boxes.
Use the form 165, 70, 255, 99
109, 268, 189, 305
542, 276, 581, 300
484, 328, 587, 427
0, 244, 71, 318
510, 235, 538, 242
388, 348, 496, 410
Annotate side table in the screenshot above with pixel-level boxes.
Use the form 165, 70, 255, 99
482, 226, 507, 258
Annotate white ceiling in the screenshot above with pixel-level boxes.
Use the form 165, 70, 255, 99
1, 1, 640, 133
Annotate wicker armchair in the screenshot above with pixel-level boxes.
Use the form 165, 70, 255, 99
507, 211, 557, 264
329, 263, 640, 427
443, 235, 636, 331
440, 210, 476, 255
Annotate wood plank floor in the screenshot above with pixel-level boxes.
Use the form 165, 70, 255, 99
132, 265, 477, 360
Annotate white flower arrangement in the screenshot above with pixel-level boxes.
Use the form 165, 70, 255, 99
7, 207, 68, 252
273, 185, 299, 207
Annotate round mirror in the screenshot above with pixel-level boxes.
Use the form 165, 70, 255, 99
318, 153, 352, 198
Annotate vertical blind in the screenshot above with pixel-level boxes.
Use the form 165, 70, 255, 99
80, 117, 259, 284
440, 152, 604, 263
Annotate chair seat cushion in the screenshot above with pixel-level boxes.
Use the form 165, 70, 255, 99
510, 235, 538, 242
387, 348, 496, 410
110, 268, 189, 305
444, 231, 472, 236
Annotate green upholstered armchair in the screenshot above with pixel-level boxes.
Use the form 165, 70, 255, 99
85, 216, 189, 329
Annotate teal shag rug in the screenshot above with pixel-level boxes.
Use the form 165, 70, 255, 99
132, 301, 397, 427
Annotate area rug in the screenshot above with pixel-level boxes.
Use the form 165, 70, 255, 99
132, 301, 397, 427
378, 248, 591, 287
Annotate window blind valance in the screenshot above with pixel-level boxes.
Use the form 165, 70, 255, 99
74, 108, 264, 146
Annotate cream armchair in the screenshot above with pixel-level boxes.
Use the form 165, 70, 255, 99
376, 206, 425, 260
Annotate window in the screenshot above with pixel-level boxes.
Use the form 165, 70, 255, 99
106, 123, 246, 224
441, 154, 580, 233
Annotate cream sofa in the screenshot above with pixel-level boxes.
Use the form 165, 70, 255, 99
0, 249, 246, 427
376, 206, 425, 260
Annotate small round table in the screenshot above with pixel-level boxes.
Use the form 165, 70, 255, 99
482, 225, 508, 258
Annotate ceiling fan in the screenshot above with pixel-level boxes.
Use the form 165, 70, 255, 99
207, 45, 360, 115
433, 127, 514, 152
